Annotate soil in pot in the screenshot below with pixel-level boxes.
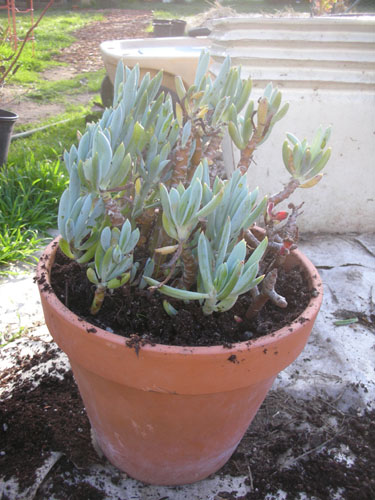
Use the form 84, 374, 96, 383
49, 247, 312, 347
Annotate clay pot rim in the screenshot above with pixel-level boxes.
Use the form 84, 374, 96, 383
37, 236, 323, 356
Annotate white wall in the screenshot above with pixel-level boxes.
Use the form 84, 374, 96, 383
210, 16, 375, 232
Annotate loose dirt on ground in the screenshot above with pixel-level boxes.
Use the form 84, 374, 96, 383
1, 344, 374, 499
0, 9, 152, 125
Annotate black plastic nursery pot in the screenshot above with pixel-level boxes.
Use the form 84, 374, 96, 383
0, 110, 18, 166
152, 19, 186, 37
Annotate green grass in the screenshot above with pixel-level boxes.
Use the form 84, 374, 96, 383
0, 110, 96, 272
0, 10, 103, 86
0, 158, 68, 269
0, 9, 106, 272
24, 69, 106, 103
9, 106, 96, 163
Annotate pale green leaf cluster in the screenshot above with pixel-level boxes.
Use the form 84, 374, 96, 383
144, 164, 268, 314
197, 233, 267, 314
87, 222, 140, 290
228, 82, 289, 150
175, 52, 254, 130
160, 161, 224, 243
204, 170, 267, 255
56, 51, 332, 318
282, 126, 332, 185
57, 169, 104, 262
63, 64, 179, 220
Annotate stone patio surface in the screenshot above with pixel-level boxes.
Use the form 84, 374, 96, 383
1, 233, 374, 499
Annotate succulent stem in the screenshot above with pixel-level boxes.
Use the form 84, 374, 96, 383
245, 269, 287, 320
170, 136, 193, 187
268, 179, 300, 207
237, 135, 261, 174
90, 285, 106, 315
180, 246, 198, 290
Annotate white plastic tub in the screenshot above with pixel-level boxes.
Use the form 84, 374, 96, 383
100, 37, 210, 92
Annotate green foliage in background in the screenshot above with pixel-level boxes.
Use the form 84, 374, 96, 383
0, 10, 103, 86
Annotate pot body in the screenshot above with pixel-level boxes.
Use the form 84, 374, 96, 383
37, 238, 323, 485
0, 110, 18, 166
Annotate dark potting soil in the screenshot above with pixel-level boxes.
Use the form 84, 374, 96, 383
0, 348, 100, 493
49, 247, 313, 347
1, 346, 374, 499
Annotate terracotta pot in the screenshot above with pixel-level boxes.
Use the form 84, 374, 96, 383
37, 238, 323, 486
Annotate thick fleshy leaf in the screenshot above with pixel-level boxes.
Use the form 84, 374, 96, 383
144, 277, 209, 301
197, 232, 213, 292
196, 187, 224, 219
100, 227, 111, 251
87, 267, 99, 285
215, 217, 231, 269
217, 260, 243, 300
244, 236, 268, 271
108, 272, 130, 289
227, 240, 246, 273
194, 50, 210, 88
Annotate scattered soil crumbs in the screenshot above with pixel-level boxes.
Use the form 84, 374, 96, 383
0, 349, 100, 493
50, 247, 312, 347
221, 390, 375, 500
1, 347, 374, 499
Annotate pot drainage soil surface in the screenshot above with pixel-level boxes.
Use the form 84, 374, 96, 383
49, 247, 312, 347
1, 346, 374, 499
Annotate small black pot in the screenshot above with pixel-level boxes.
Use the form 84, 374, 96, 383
0, 109, 18, 166
152, 19, 186, 37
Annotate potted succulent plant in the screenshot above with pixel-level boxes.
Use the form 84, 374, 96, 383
36, 51, 330, 486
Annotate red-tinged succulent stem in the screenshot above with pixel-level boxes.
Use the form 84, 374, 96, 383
268, 179, 300, 207
237, 135, 261, 175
